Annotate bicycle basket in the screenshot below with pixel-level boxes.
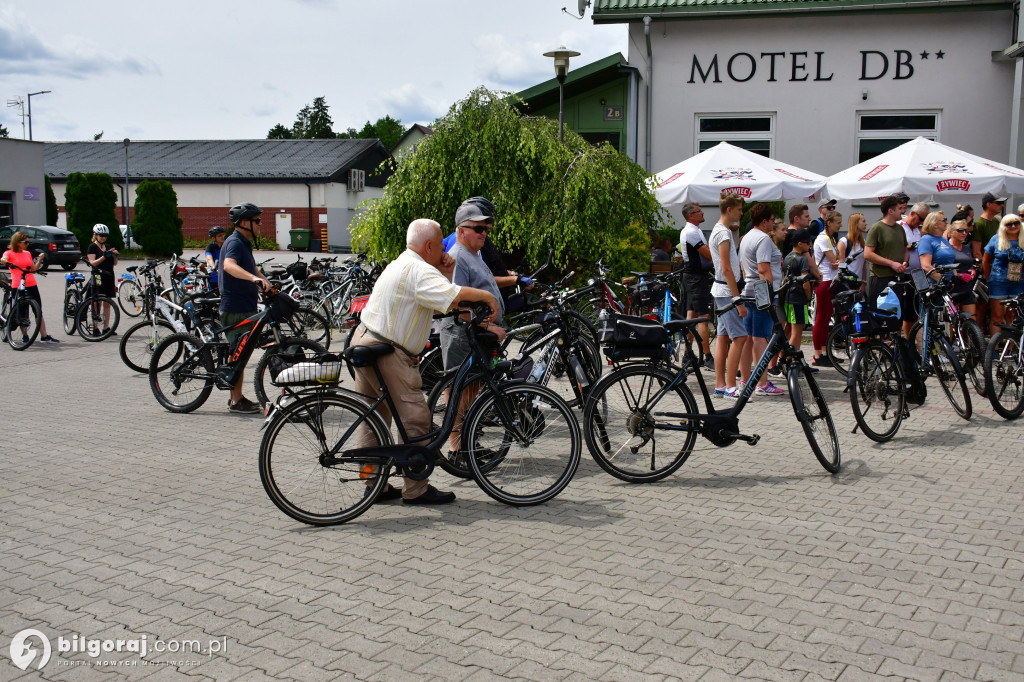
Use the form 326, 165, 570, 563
833, 289, 865, 317
286, 260, 308, 281
845, 306, 900, 336
266, 292, 300, 322
270, 351, 343, 386
628, 280, 667, 309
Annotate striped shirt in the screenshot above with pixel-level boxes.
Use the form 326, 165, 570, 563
359, 249, 461, 355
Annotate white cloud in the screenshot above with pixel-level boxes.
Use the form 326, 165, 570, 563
373, 84, 451, 127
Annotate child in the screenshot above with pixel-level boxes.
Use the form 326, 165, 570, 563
782, 228, 816, 371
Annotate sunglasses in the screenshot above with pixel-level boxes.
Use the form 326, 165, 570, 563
1008, 221, 1022, 227
461, 224, 490, 234
954, 228, 969, 233
253, 217, 262, 225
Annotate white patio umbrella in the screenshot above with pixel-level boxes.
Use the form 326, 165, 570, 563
653, 142, 827, 205
825, 136, 1024, 200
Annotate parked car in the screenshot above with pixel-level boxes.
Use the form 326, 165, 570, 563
0, 225, 81, 271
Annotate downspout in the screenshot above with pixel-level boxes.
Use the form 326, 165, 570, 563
305, 182, 314, 247
644, 15, 653, 172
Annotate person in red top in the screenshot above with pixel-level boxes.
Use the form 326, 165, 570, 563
1, 231, 59, 343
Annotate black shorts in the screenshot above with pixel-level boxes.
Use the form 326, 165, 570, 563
93, 270, 116, 298
868, 275, 918, 323
683, 273, 712, 315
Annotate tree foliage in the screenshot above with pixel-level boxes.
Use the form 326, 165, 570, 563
131, 180, 184, 257
0, 123, 8, 138
338, 115, 405, 150
350, 87, 666, 279
64, 172, 123, 252
268, 98, 406, 148
44, 175, 58, 226
267, 123, 292, 140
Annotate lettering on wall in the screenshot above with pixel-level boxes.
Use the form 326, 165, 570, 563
686, 50, 923, 84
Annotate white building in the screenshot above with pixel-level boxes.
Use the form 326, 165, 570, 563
593, 0, 1023, 223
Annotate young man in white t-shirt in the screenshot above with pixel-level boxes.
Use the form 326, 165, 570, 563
709, 192, 749, 398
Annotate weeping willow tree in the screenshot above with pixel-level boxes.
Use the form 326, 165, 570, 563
351, 87, 667, 278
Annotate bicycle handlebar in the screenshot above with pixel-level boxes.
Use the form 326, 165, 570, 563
4, 262, 47, 276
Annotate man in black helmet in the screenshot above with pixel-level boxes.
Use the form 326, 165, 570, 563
205, 226, 226, 294
219, 203, 271, 413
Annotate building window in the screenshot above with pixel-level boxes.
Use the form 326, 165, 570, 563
0, 192, 13, 228
856, 111, 939, 163
695, 114, 774, 157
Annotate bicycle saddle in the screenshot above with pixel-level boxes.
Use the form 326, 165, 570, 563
343, 343, 395, 366
126, 266, 138, 273
664, 318, 708, 333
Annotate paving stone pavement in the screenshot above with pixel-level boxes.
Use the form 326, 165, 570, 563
2, 255, 1023, 681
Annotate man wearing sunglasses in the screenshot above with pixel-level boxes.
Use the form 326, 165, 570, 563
219, 202, 272, 414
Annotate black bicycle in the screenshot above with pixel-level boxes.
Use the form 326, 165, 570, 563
62, 266, 121, 341
258, 302, 582, 526
581, 275, 840, 483
984, 291, 1024, 419
0, 263, 45, 350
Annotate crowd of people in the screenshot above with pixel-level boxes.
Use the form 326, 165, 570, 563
674, 191, 1023, 398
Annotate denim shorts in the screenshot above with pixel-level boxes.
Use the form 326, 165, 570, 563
988, 278, 1024, 300
715, 296, 749, 338
743, 305, 774, 339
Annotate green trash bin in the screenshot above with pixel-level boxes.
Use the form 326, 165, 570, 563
289, 228, 312, 251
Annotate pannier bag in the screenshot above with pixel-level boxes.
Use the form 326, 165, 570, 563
845, 305, 900, 336
833, 289, 864, 318
269, 350, 343, 386
628, 279, 668, 309
598, 311, 670, 361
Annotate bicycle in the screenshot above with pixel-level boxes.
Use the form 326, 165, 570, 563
0, 263, 45, 350
147, 290, 324, 412
983, 291, 1024, 419
581, 275, 840, 483
847, 266, 971, 442
62, 266, 121, 341
257, 302, 582, 525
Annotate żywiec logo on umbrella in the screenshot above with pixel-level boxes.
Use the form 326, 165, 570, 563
721, 187, 753, 198
922, 161, 971, 174
936, 179, 971, 192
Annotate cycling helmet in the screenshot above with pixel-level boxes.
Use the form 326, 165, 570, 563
92, 223, 109, 235
228, 202, 263, 225
454, 196, 496, 227
209, 225, 226, 237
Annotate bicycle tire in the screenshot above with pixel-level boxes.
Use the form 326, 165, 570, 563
984, 329, 1024, 420
848, 340, 905, 443
117, 279, 145, 317
6, 297, 42, 350
259, 390, 393, 526
0, 294, 9, 342
75, 296, 120, 342
63, 289, 81, 335
283, 307, 332, 348
425, 371, 499, 479
418, 347, 444, 395
252, 337, 328, 408
952, 317, 986, 396
788, 362, 841, 473
931, 335, 972, 420
582, 363, 699, 483
464, 382, 580, 505
148, 333, 216, 413
119, 318, 177, 373
826, 324, 853, 378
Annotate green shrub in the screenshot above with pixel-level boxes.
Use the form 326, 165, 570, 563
64, 172, 122, 252
131, 180, 184, 257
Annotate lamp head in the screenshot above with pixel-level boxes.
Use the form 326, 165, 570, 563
543, 46, 580, 79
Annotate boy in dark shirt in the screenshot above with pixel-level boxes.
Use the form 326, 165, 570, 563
782, 229, 815, 367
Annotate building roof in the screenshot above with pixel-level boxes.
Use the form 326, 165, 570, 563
592, 0, 1013, 22
516, 53, 638, 112
44, 138, 390, 183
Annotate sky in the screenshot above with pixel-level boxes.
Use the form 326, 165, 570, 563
0, 0, 627, 142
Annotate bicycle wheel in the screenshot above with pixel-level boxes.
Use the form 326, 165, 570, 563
418, 347, 444, 395
148, 333, 216, 413
252, 337, 328, 408
0, 294, 9, 343
985, 329, 1024, 420
826, 324, 853, 378
848, 340, 905, 442
63, 289, 81, 335
951, 318, 986, 396
6, 297, 42, 350
117, 279, 145, 317
259, 390, 393, 526
285, 307, 332, 348
464, 383, 581, 505
931, 335, 972, 420
119, 319, 176, 373
76, 296, 120, 341
788, 362, 841, 473
426, 371, 496, 479
582, 363, 699, 483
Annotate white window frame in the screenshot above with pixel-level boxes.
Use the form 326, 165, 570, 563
694, 113, 775, 157
855, 110, 941, 163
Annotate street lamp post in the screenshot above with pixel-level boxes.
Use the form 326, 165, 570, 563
124, 139, 131, 248
543, 46, 580, 141
27, 90, 52, 141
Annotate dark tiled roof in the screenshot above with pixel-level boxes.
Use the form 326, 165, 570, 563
44, 138, 388, 182
593, 0, 1011, 20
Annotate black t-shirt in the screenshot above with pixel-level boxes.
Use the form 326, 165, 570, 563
87, 242, 115, 275
218, 231, 259, 313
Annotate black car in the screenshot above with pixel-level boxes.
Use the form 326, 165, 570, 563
0, 225, 82, 271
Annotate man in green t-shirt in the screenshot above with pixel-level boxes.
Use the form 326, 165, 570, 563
865, 195, 914, 332
972, 192, 1005, 259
